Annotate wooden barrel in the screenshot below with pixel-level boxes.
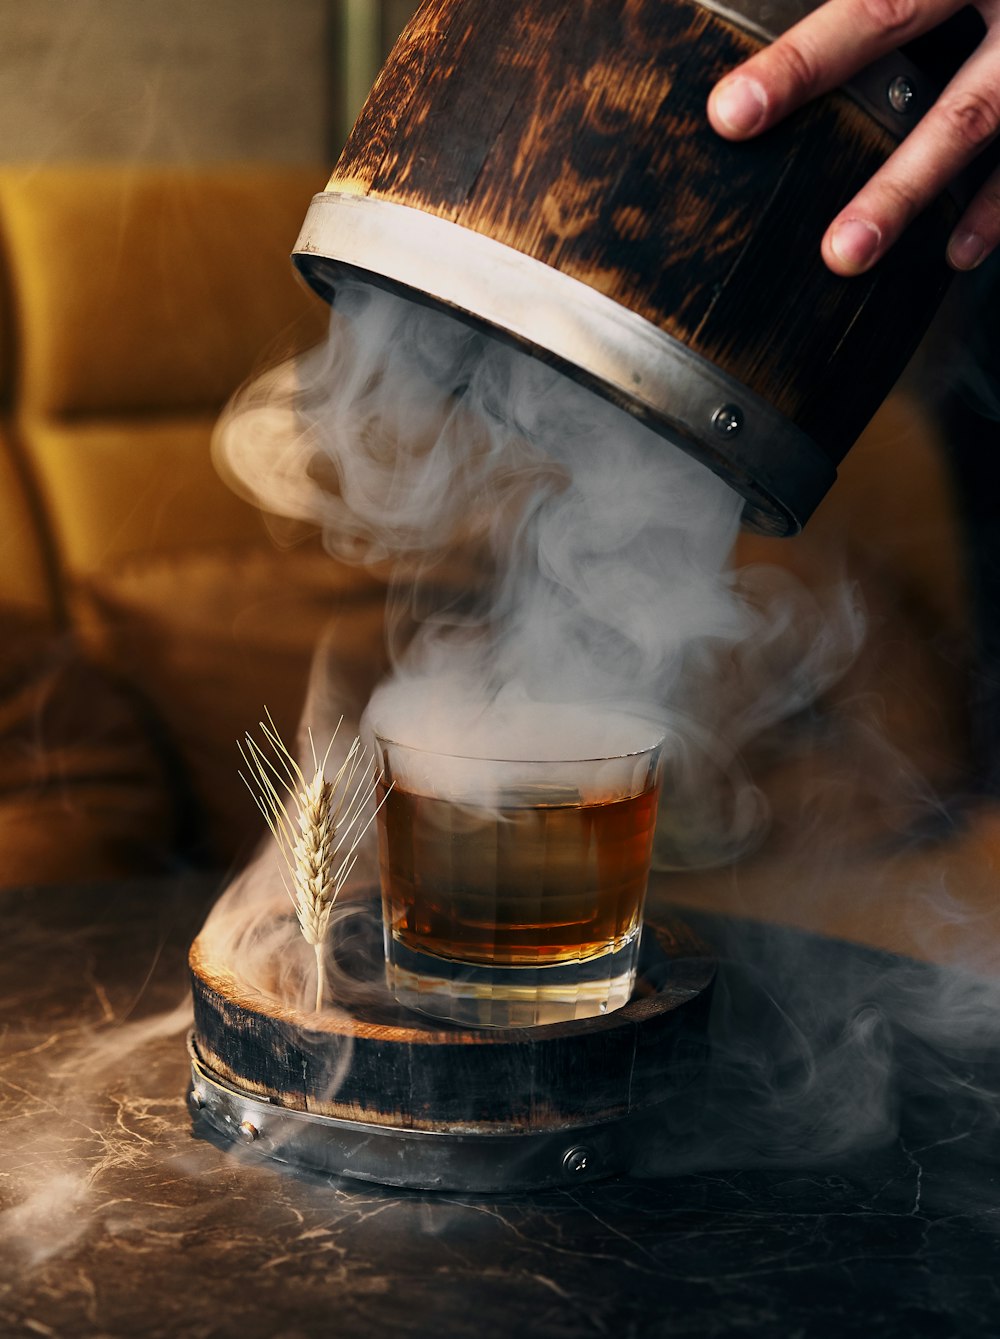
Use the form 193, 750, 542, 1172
292, 0, 966, 535
188, 897, 715, 1191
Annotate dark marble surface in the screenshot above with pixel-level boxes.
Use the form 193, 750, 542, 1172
2, 875, 1000, 1338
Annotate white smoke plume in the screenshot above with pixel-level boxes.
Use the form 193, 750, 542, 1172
6, 281, 999, 1280
198, 276, 877, 1043
199, 273, 1000, 1200
214, 279, 864, 835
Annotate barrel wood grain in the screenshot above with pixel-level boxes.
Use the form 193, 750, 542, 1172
330, 0, 954, 472
189, 906, 714, 1133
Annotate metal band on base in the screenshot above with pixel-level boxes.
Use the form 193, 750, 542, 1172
189, 1032, 635, 1192
188, 906, 715, 1193
293, 192, 836, 536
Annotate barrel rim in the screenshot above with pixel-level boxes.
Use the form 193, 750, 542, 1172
292, 191, 838, 536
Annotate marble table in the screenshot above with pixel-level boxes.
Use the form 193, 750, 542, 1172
2, 874, 1000, 1338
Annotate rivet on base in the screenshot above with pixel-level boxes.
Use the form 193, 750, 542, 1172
562, 1146, 594, 1177
238, 1119, 260, 1144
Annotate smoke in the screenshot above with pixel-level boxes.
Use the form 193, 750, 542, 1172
204, 278, 870, 1022
926, 254, 1000, 422
6, 274, 1000, 1267
637, 889, 1000, 1179
198, 272, 997, 1197
0, 956, 195, 1278
214, 279, 864, 828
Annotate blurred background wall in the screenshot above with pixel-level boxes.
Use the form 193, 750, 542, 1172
0, 0, 424, 885
0, 0, 420, 166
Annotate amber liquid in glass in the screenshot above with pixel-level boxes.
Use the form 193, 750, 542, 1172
378, 782, 659, 967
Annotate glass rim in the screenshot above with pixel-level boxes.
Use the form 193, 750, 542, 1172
371, 729, 665, 767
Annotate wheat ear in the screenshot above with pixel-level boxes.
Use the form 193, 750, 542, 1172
239, 709, 389, 1011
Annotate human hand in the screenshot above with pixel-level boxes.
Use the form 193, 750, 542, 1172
707, 0, 1000, 274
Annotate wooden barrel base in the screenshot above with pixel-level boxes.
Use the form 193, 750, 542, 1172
189, 896, 715, 1191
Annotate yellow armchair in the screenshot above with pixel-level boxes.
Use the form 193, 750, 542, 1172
0, 165, 390, 885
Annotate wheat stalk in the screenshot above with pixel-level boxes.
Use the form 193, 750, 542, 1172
239, 709, 388, 1011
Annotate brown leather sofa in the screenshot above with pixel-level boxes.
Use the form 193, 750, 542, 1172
0, 164, 980, 960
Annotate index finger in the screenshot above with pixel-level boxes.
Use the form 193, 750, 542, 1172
707, 0, 962, 138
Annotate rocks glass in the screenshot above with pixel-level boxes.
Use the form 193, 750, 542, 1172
374, 726, 663, 1027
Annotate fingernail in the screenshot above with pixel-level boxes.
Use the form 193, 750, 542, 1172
829, 218, 882, 273
711, 76, 768, 136
947, 230, 986, 271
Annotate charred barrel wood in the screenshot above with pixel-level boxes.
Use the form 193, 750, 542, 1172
295, 0, 958, 535
189, 907, 714, 1133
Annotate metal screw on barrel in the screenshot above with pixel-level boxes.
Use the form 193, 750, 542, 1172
887, 76, 916, 114
292, 0, 966, 537
712, 404, 744, 439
